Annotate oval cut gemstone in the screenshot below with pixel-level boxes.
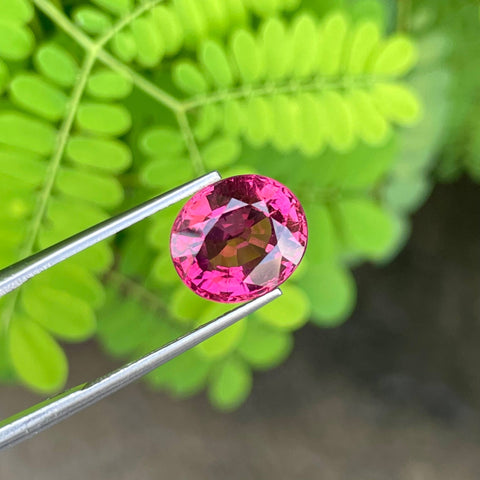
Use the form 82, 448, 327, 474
170, 174, 308, 303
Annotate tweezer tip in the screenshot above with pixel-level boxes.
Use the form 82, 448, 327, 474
258, 288, 282, 304
209, 170, 222, 182
272, 287, 282, 298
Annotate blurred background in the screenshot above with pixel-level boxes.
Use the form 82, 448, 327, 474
1, 0, 480, 478
2, 179, 480, 478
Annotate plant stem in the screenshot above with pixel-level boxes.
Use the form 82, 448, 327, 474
32, 0, 182, 112
175, 110, 205, 175
32, 0, 93, 50
181, 77, 376, 111
96, 49, 181, 111
96, 0, 163, 49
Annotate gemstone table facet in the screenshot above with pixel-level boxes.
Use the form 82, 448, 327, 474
170, 175, 308, 303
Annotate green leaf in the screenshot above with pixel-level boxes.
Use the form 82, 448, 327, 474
34, 43, 79, 88
245, 97, 273, 147
141, 156, 193, 188
291, 14, 318, 78
131, 16, 165, 68
339, 198, 395, 259
261, 18, 292, 81
139, 127, 185, 156
200, 0, 228, 34
73, 6, 112, 35
91, 0, 131, 16
0, 21, 33, 61
9, 315, 68, 393
98, 295, 156, 357
76, 103, 132, 136
350, 0, 386, 24
322, 91, 355, 151
237, 319, 293, 369
0, 148, 46, 187
297, 92, 326, 154
384, 177, 432, 213
151, 6, 184, 55
174, 0, 208, 43
167, 355, 210, 397
10, 73, 68, 121
173, 62, 209, 95
224, 0, 248, 25
252, 0, 285, 17
146, 204, 178, 249
208, 357, 252, 411
118, 223, 156, 277
56, 167, 123, 208
346, 20, 380, 75
223, 99, 246, 136
33, 263, 105, 309
199, 40, 234, 88
0, 112, 56, 155
300, 263, 356, 326
318, 12, 348, 76
372, 35, 418, 76
202, 137, 241, 169
66, 136, 131, 173
46, 197, 108, 235
0, 0, 33, 23
347, 89, 390, 146
195, 304, 246, 359
110, 31, 137, 63
87, 70, 133, 100
150, 253, 181, 287
170, 286, 210, 323
270, 95, 298, 152
193, 103, 221, 141
0, 204, 33, 231
304, 203, 338, 262
231, 29, 262, 84
21, 284, 96, 342
332, 139, 396, 190
147, 347, 210, 398
255, 284, 310, 331
152, 347, 210, 397
373, 83, 422, 125
138, 322, 180, 386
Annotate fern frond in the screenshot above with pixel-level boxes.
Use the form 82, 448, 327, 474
0, 0, 135, 393
420, 0, 480, 183
98, 271, 301, 409
0, 0, 447, 412
72, 0, 299, 67
174, 12, 421, 154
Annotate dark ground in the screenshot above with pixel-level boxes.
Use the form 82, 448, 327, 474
1, 179, 480, 479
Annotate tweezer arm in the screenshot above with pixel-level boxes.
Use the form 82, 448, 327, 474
0, 172, 221, 298
0, 288, 282, 451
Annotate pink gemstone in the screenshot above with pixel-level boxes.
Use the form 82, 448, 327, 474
170, 175, 308, 303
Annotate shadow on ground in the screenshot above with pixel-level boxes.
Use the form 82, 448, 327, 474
1, 180, 480, 480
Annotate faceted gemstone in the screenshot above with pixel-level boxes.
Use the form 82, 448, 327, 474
170, 175, 308, 303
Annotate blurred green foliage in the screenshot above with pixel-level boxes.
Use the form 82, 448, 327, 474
0, 0, 473, 409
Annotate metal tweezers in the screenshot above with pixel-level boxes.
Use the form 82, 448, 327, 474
0, 172, 282, 451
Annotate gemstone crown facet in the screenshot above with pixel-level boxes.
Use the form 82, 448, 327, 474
170, 174, 308, 303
